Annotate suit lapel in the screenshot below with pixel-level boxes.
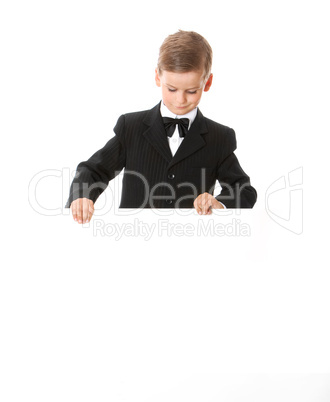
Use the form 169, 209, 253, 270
142, 103, 208, 167
142, 102, 173, 163
168, 108, 208, 169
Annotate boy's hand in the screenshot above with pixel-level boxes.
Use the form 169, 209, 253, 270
70, 198, 94, 224
194, 192, 224, 215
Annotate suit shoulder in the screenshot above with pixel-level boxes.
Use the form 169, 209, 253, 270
113, 106, 153, 134
203, 116, 235, 135
120, 104, 158, 123
202, 115, 237, 151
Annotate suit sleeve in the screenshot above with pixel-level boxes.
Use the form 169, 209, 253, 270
215, 128, 257, 208
65, 115, 126, 208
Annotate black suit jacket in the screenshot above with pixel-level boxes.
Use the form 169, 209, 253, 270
66, 102, 257, 209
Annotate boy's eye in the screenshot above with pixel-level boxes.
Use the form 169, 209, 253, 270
167, 88, 197, 94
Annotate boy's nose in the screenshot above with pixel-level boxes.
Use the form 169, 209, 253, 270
176, 91, 186, 105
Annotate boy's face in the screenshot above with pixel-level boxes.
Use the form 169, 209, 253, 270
155, 69, 213, 115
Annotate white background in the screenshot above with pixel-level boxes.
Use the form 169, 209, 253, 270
1, 0, 330, 401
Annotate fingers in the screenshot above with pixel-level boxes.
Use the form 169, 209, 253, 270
71, 199, 78, 222
87, 201, 94, 222
194, 193, 213, 215
70, 198, 94, 224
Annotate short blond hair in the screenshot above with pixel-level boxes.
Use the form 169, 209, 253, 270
157, 30, 213, 80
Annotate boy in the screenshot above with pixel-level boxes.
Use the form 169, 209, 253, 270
66, 30, 257, 224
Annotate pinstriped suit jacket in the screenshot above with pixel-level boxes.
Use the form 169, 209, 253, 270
66, 102, 257, 209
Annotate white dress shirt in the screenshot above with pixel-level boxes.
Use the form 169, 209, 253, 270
160, 101, 198, 156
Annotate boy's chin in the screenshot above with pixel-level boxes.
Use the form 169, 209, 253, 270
169, 105, 193, 115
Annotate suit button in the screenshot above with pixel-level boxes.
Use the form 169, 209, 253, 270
168, 174, 175, 179
166, 199, 173, 205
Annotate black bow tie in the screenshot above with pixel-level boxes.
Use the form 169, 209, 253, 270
163, 117, 190, 138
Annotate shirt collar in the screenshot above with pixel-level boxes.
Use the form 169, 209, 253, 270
160, 101, 198, 130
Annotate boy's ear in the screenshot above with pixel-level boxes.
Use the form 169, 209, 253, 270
155, 68, 161, 87
203, 73, 213, 92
